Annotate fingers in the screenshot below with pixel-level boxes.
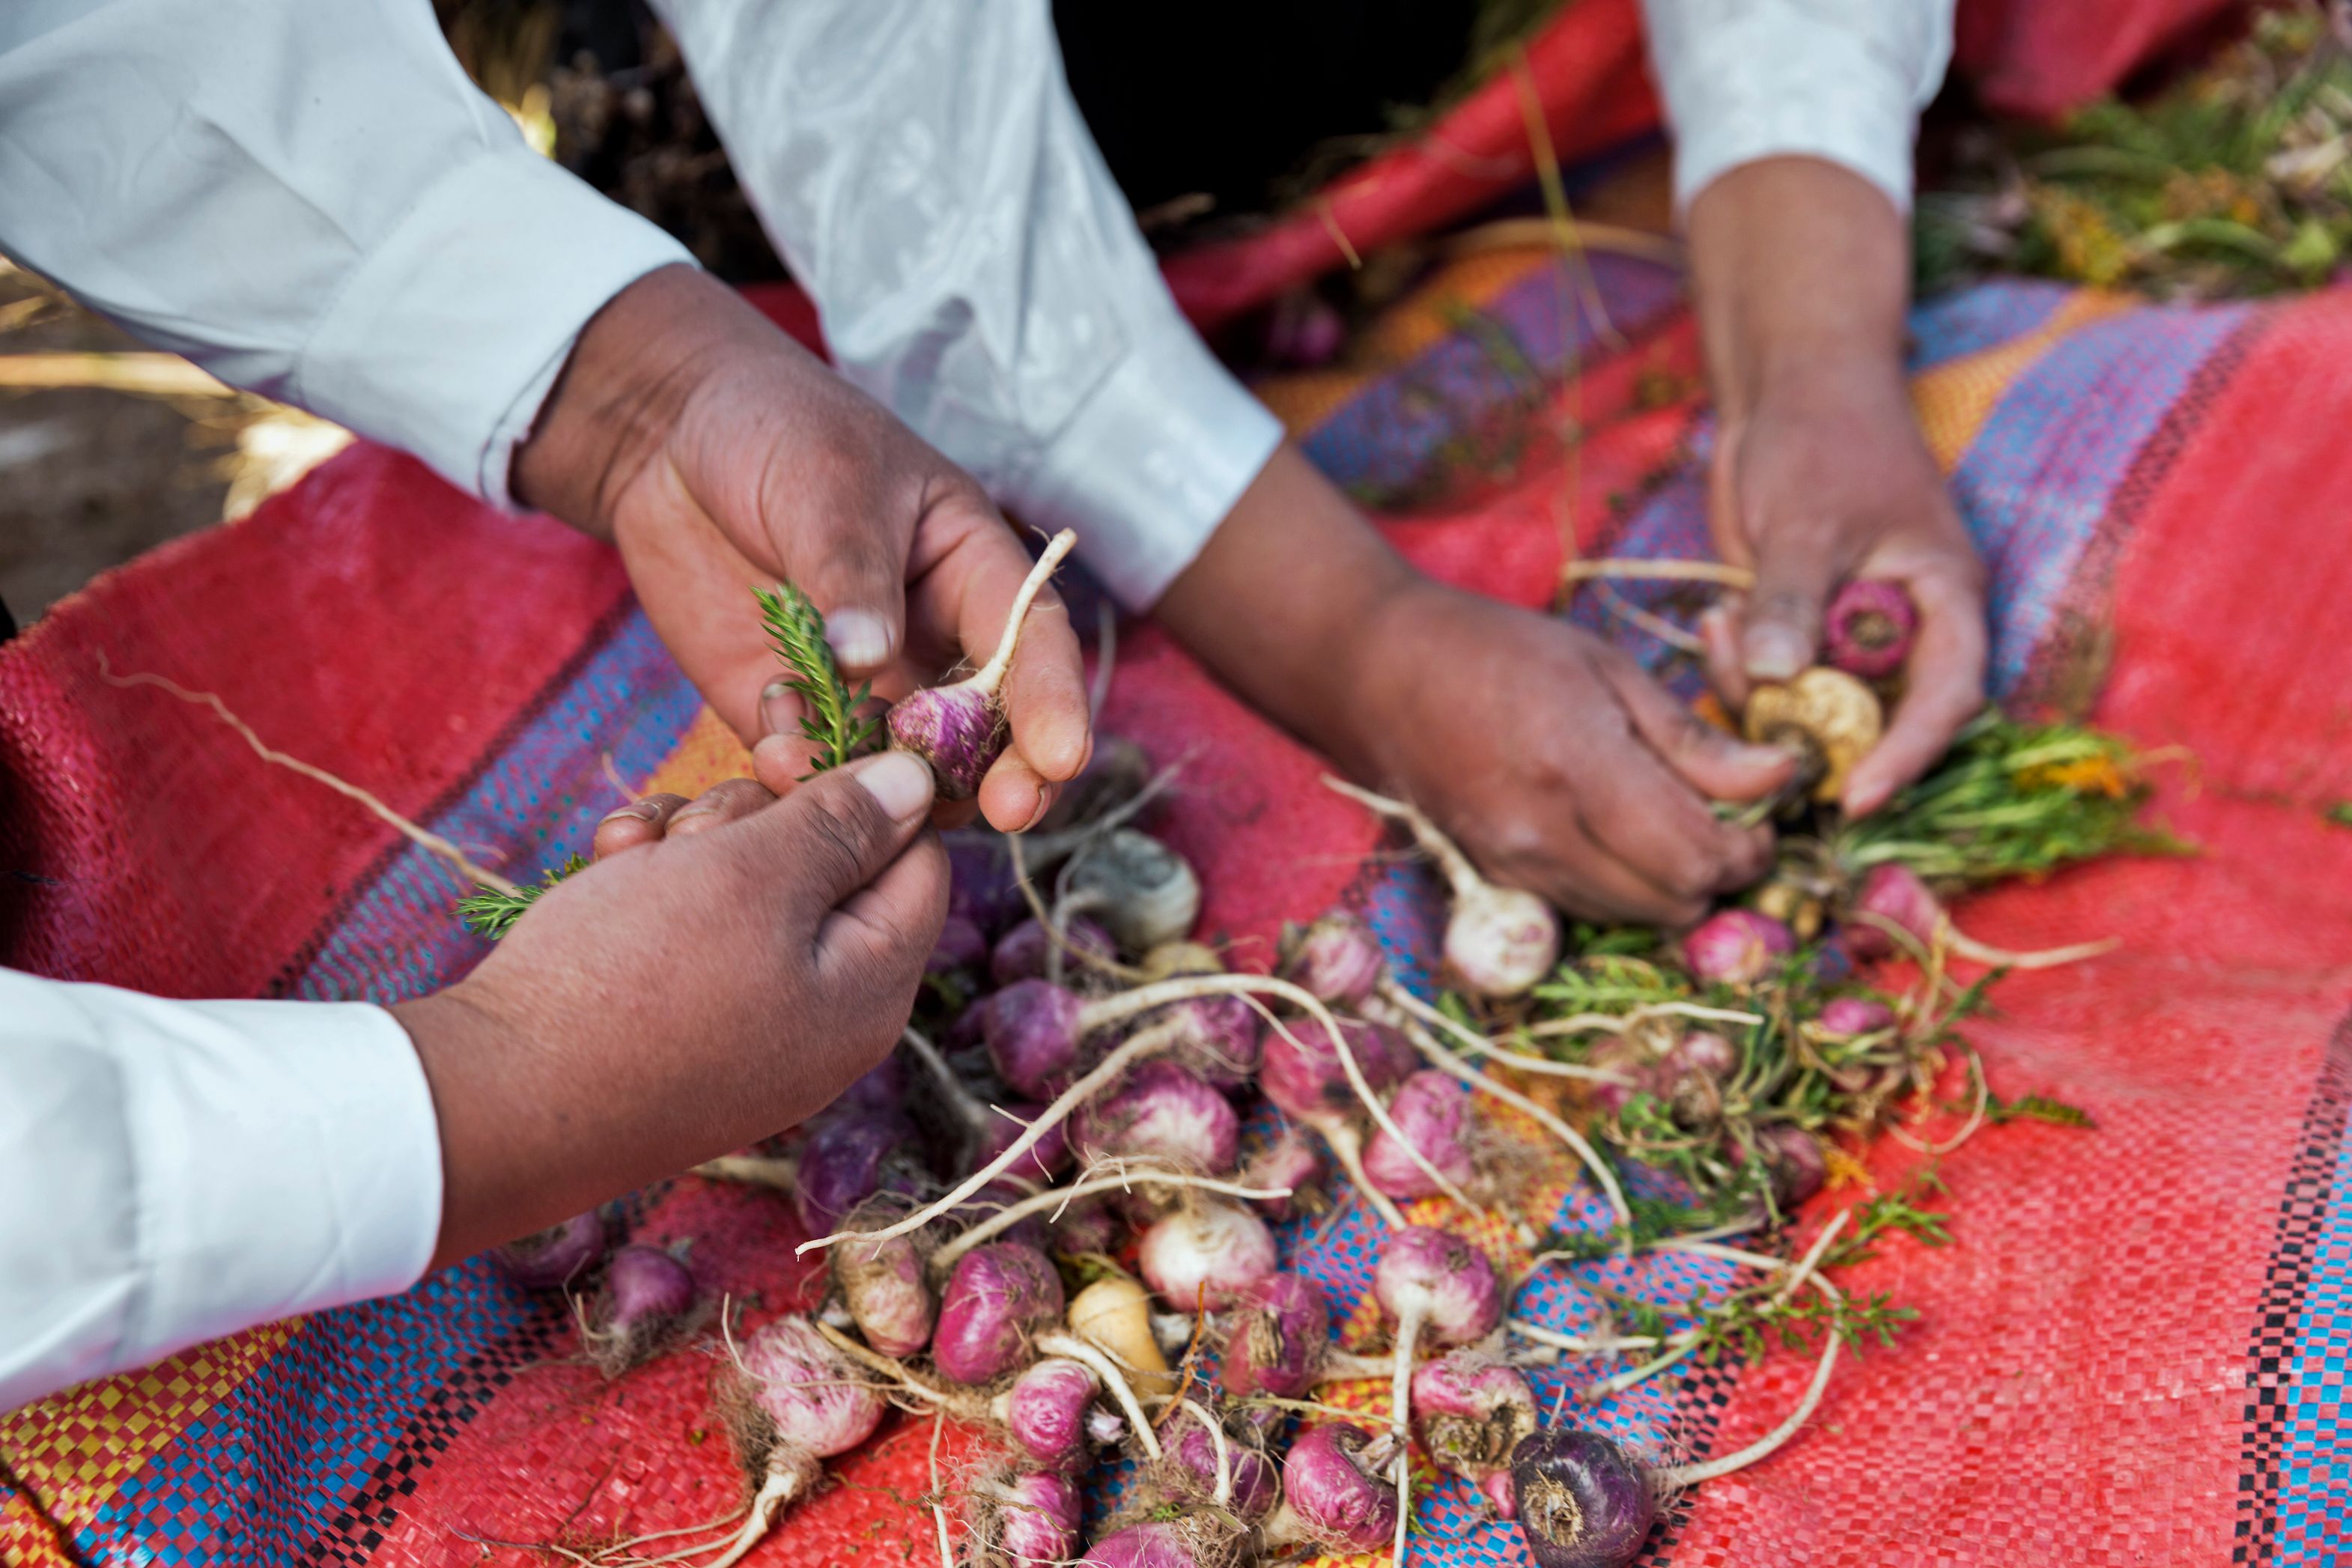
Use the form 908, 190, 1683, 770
666, 777, 777, 837
740, 749, 939, 921
1598, 651, 1793, 804
1844, 562, 1989, 815
910, 508, 1091, 833
818, 827, 951, 988
594, 794, 691, 859
1739, 519, 1849, 684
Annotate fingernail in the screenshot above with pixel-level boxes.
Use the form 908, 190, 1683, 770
852, 750, 935, 821
601, 800, 657, 824
1019, 785, 1054, 833
1744, 626, 1809, 683
826, 610, 893, 669
760, 681, 795, 737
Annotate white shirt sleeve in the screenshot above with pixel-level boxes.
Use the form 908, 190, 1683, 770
1641, 0, 1956, 214
0, 0, 696, 505
0, 970, 443, 1414
651, 0, 1284, 610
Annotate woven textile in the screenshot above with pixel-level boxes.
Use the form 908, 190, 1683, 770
8, 236, 2352, 1564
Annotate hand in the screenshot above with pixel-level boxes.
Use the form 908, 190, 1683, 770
512, 264, 1090, 833
1687, 157, 1988, 815
1700, 360, 1988, 814
394, 748, 945, 1267
1155, 446, 1793, 928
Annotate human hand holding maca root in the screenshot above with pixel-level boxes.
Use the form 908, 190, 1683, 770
1686, 157, 1990, 816
395, 748, 941, 1271
511, 263, 1094, 834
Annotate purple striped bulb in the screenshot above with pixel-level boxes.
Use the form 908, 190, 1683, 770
832, 1229, 934, 1358
1220, 1271, 1331, 1400
982, 979, 1087, 1099
974, 1470, 1081, 1568
1285, 910, 1385, 1006
934, 1243, 1065, 1385
1363, 1069, 1477, 1200
990, 915, 1117, 987
1137, 1203, 1277, 1310
889, 684, 1006, 801
1072, 1060, 1239, 1173
1845, 863, 1943, 958
1818, 997, 1895, 1036
1260, 1015, 1414, 1122
792, 1110, 924, 1236
493, 1212, 604, 1291
1278, 1424, 1400, 1552
1412, 1350, 1539, 1512
1824, 578, 1919, 680
735, 1316, 888, 1459
1000, 1358, 1100, 1471
1162, 1420, 1278, 1521
1682, 909, 1796, 987
1374, 1226, 1503, 1344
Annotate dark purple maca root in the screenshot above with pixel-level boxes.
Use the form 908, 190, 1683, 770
493, 1211, 605, 1290
583, 1244, 699, 1377
1823, 578, 1920, 681
1219, 1271, 1332, 1400
888, 529, 1076, 800
1509, 1427, 1660, 1568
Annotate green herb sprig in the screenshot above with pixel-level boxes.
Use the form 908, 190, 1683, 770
458, 854, 586, 939
756, 582, 881, 777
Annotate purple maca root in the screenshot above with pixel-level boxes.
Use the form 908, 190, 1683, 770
1220, 1271, 1332, 1401
991, 914, 1117, 987
830, 1220, 935, 1359
1508, 1428, 1659, 1568
994, 1357, 1102, 1471
1749, 1123, 1829, 1209
1411, 1351, 1539, 1518
1073, 1060, 1240, 1174
1823, 579, 1919, 681
979, 1469, 1084, 1568
934, 1242, 1066, 1385
1137, 1202, 1278, 1310
887, 529, 1077, 800
493, 1211, 605, 1291
1373, 1226, 1507, 1554
1239, 1128, 1325, 1221
1682, 909, 1796, 987
1817, 997, 1896, 1036
581, 1243, 699, 1377
928, 914, 990, 976
1262, 1423, 1402, 1553
791, 1108, 928, 1237
1362, 1069, 1477, 1201
1283, 908, 1386, 1006
1161, 1411, 1280, 1522
711, 1315, 888, 1568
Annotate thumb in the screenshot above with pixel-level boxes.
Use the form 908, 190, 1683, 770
1739, 523, 1844, 684
745, 750, 938, 920
1596, 652, 1794, 803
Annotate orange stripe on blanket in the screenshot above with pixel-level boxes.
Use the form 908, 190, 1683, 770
1912, 290, 2138, 472
633, 703, 756, 802
0, 1322, 297, 1564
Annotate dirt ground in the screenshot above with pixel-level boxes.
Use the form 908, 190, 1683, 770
0, 266, 237, 633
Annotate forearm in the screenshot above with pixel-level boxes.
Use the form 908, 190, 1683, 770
1686, 157, 1914, 427
1151, 446, 1417, 779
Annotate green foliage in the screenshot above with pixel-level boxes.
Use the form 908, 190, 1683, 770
1829, 708, 2188, 886
1986, 1091, 2097, 1128
755, 582, 881, 778
1918, 4, 2352, 300
458, 854, 586, 939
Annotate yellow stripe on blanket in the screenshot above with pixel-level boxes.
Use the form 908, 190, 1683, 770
1911, 290, 2138, 473
0, 1322, 298, 1565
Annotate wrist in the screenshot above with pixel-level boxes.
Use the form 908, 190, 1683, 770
1686, 157, 1911, 425
395, 983, 555, 1271
511, 263, 744, 535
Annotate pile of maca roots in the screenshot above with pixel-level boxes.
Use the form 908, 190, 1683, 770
482, 554, 2164, 1568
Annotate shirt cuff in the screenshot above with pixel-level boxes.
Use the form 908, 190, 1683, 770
122, 994, 442, 1351
1662, 15, 1925, 216
1003, 308, 1285, 610
293, 148, 696, 506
